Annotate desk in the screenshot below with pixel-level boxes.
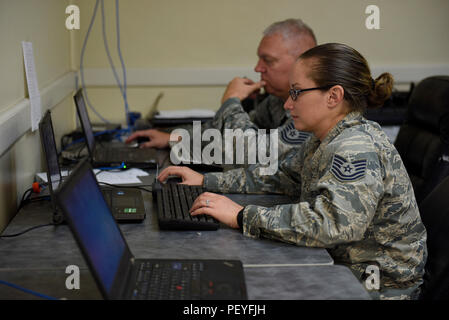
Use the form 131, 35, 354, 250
0, 265, 370, 300
0, 195, 333, 269
0, 180, 370, 300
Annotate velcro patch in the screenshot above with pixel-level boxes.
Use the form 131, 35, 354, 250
280, 122, 310, 145
331, 154, 367, 182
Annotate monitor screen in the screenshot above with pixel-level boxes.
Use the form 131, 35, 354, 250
39, 112, 62, 192
74, 90, 96, 154
57, 163, 126, 293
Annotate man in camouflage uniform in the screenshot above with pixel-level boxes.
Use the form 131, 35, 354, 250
201, 111, 427, 299
126, 19, 316, 163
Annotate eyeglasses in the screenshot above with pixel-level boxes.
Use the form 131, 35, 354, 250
288, 85, 333, 101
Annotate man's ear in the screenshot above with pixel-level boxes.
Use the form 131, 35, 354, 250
327, 85, 345, 108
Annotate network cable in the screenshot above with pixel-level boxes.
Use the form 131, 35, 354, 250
115, 0, 130, 129
0, 280, 59, 300
79, 0, 110, 124
100, 0, 131, 129
79, 0, 131, 130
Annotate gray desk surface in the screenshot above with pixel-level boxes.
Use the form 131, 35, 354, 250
0, 192, 333, 269
0, 265, 371, 300
0, 171, 370, 300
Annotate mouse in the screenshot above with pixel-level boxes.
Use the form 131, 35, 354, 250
127, 141, 139, 148
136, 136, 150, 145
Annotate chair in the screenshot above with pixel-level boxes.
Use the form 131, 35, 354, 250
394, 76, 449, 204
418, 175, 449, 299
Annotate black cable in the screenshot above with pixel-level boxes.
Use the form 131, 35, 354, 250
16, 183, 50, 213
17, 188, 33, 212
0, 223, 56, 238
98, 181, 152, 193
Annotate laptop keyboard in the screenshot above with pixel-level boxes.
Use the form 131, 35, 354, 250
132, 261, 202, 300
96, 146, 156, 162
155, 183, 219, 230
104, 147, 139, 161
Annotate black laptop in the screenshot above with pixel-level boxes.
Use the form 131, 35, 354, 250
55, 159, 247, 300
74, 89, 158, 169
39, 110, 145, 223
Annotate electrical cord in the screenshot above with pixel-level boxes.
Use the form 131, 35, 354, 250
15, 183, 50, 213
1, 187, 56, 238
79, 0, 131, 130
115, 0, 130, 129
0, 223, 56, 239
99, 0, 132, 130
0, 280, 59, 300
80, 0, 110, 124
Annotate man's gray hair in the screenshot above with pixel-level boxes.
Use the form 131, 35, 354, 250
263, 18, 317, 45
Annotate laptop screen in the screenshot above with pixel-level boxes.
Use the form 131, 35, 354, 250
56, 162, 126, 294
39, 111, 62, 192
74, 90, 96, 155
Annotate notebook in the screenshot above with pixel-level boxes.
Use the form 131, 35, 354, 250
74, 89, 158, 169
55, 159, 247, 300
39, 110, 145, 223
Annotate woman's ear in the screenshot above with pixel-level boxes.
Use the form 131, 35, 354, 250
327, 85, 345, 108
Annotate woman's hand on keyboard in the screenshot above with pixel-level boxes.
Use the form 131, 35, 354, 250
157, 166, 204, 186
189, 192, 243, 229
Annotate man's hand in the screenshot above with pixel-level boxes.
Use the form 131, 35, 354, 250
125, 129, 170, 149
221, 77, 266, 104
190, 192, 243, 229
157, 166, 204, 186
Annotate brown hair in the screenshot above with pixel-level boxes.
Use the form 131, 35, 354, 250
299, 43, 393, 111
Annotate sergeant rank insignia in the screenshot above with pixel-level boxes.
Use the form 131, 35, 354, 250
331, 154, 367, 182
280, 122, 310, 145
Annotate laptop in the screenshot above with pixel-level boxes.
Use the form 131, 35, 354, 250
55, 159, 247, 300
39, 110, 146, 223
74, 89, 158, 169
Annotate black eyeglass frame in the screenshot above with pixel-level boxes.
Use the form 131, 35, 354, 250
288, 85, 334, 101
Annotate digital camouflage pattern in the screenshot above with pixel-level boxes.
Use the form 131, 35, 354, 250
203, 111, 427, 299
176, 95, 310, 167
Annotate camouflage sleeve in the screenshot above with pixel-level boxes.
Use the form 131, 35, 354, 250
175, 98, 253, 150
215, 95, 287, 131
241, 147, 384, 248
248, 95, 286, 129
216, 98, 258, 131
203, 147, 303, 196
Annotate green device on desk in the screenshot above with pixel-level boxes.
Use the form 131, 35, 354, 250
55, 159, 248, 300
39, 110, 146, 223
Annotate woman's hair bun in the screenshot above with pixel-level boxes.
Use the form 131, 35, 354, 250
367, 72, 394, 108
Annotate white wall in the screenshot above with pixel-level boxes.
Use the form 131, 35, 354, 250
76, 0, 449, 123
0, 0, 76, 231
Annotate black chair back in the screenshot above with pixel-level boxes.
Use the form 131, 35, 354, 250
394, 76, 449, 203
418, 175, 449, 299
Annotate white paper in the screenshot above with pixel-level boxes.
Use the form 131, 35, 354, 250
22, 41, 42, 131
154, 109, 215, 119
93, 168, 149, 184
36, 168, 149, 185
36, 170, 70, 183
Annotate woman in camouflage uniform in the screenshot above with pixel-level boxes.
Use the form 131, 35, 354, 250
158, 43, 427, 300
